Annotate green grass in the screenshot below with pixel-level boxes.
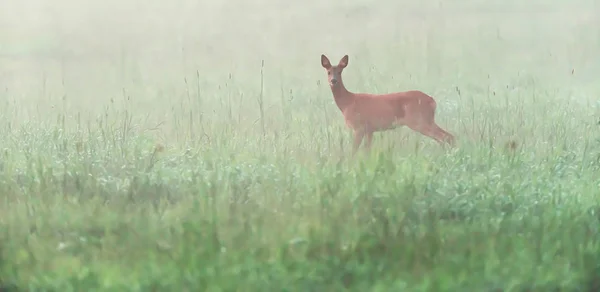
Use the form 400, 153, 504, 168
1, 0, 600, 291
1, 113, 599, 291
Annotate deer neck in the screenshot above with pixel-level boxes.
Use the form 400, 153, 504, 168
330, 81, 354, 111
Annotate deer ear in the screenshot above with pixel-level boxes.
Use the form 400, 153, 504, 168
321, 54, 332, 69
338, 55, 349, 68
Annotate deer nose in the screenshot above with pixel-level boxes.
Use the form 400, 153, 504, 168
331, 79, 338, 85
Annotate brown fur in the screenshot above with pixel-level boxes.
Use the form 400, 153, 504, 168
321, 54, 455, 154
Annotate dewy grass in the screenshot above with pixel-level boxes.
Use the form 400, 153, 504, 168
0, 105, 599, 290
1, 0, 600, 291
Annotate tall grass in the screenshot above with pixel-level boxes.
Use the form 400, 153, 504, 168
1, 0, 600, 290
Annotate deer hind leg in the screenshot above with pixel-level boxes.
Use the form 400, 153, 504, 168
431, 123, 455, 146
406, 104, 455, 147
407, 123, 446, 145
405, 114, 453, 147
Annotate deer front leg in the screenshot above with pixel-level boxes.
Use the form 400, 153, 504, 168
352, 129, 365, 156
364, 131, 374, 150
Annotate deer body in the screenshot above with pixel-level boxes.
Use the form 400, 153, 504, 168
321, 54, 455, 154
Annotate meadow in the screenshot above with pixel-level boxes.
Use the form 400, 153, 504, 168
1, 0, 600, 290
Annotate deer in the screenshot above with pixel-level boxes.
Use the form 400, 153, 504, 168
320, 54, 455, 155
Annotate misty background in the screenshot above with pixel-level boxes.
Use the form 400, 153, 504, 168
0, 0, 598, 142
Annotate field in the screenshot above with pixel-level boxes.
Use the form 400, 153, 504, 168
1, 0, 600, 290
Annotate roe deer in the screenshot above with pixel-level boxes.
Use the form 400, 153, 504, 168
320, 54, 455, 154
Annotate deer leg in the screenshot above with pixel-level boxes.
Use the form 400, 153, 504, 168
364, 131, 374, 151
432, 123, 455, 146
407, 108, 455, 147
352, 130, 365, 155
406, 123, 446, 146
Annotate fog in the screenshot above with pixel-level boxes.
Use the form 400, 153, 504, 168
0, 0, 598, 135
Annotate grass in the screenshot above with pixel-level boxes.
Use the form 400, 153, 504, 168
1, 0, 600, 290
